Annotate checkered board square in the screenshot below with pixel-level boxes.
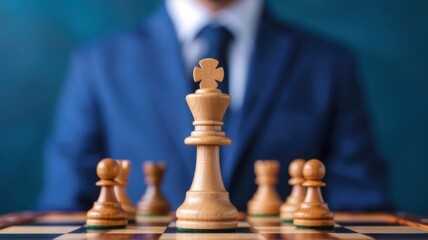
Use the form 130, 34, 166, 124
0, 213, 427, 240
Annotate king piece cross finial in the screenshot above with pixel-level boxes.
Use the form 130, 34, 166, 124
193, 58, 224, 90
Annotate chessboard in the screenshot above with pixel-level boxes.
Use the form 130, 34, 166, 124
0, 212, 427, 239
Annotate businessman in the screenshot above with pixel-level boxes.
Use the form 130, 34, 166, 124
38, 0, 391, 211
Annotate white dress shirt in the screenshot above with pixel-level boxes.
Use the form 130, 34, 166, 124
166, 0, 263, 110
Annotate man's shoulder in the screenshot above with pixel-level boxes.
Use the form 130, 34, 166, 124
72, 24, 149, 60
267, 12, 354, 62
72, 9, 162, 61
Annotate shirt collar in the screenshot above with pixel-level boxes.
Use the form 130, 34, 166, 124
166, 0, 263, 45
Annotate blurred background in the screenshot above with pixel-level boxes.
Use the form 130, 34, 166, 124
0, 0, 427, 215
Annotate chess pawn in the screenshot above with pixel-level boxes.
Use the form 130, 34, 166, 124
114, 160, 136, 222
137, 162, 170, 216
280, 159, 306, 222
86, 158, 128, 229
293, 159, 334, 229
247, 160, 282, 216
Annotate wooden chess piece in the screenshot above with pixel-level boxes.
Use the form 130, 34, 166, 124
293, 159, 334, 229
176, 58, 238, 231
247, 160, 282, 216
137, 162, 170, 216
280, 159, 306, 222
114, 160, 136, 222
86, 158, 128, 229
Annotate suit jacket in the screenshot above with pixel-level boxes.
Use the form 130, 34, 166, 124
38, 5, 391, 212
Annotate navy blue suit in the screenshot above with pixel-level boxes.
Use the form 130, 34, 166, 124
38, 5, 391, 212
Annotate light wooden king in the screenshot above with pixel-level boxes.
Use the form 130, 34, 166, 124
176, 58, 238, 231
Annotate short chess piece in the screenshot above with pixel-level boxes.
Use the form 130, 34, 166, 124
114, 160, 136, 222
86, 158, 128, 229
176, 58, 238, 232
247, 160, 282, 217
293, 159, 334, 229
280, 159, 306, 222
137, 162, 170, 217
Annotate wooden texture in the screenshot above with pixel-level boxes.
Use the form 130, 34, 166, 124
86, 158, 128, 228
2, 212, 428, 239
247, 160, 282, 216
137, 162, 170, 217
176, 58, 238, 231
193, 58, 224, 90
114, 160, 136, 221
280, 159, 306, 221
293, 159, 334, 228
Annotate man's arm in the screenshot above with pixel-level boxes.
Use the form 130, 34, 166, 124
38, 48, 104, 211
324, 53, 393, 211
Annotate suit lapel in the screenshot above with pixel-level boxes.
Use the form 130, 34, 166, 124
144, 6, 299, 186
145, 7, 195, 175
223, 10, 299, 188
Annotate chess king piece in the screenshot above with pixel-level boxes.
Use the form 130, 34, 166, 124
114, 160, 136, 222
86, 158, 128, 229
176, 58, 238, 231
280, 159, 306, 222
137, 162, 170, 216
247, 160, 282, 216
293, 159, 334, 229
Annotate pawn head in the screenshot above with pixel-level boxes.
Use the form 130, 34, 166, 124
117, 160, 131, 175
144, 161, 166, 185
289, 158, 305, 178
97, 158, 119, 180
303, 159, 325, 181
254, 160, 280, 176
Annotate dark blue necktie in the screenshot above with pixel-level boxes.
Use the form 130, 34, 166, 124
196, 25, 235, 166
197, 25, 233, 94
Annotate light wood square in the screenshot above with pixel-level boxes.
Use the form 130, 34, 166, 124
346, 226, 428, 234
255, 225, 323, 234
55, 233, 102, 240
0, 226, 80, 234
329, 233, 374, 240
136, 215, 171, 223
238, 221, 251, 228
159, 233, 264, 240
107, 226, 166, 234
35, 213, 86, 223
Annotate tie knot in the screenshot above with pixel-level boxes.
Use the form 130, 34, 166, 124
197, 25, 234, 52
195, 25, 233, 94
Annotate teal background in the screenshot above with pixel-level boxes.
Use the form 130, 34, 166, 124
0, 0, 427, 215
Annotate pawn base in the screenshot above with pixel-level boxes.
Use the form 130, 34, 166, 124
137, 203, 170, 216
280, 202, 300, 222
86, 201, 128, 229
177, 227, 236, 233
293, 219, 335, 229
138, 213, 170, 217
294, 223, 334, 230
86, 224, 127, 230
136, 214, 171, 224
85, 218, 128, 230
247, 194, 282, 217
281, 218, 293, 223
248, 214, 279, 217
247, 215, 280, 227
